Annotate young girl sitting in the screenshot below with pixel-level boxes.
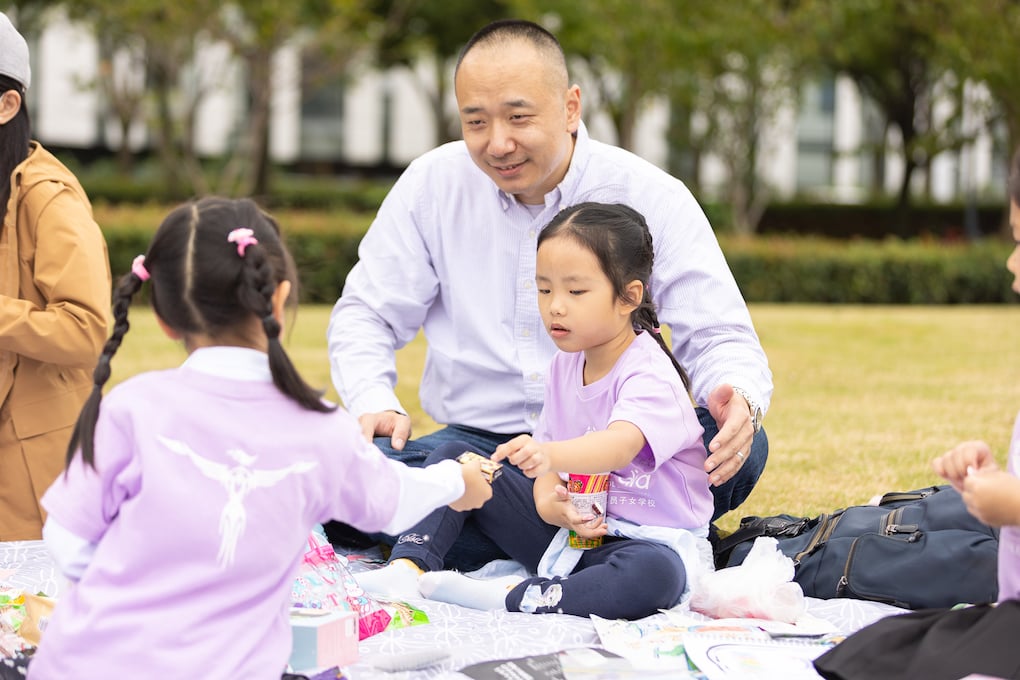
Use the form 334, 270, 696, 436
20, 197, 492, 679
358, 202, 715, 619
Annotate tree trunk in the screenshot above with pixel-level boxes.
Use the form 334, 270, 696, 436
245, 49, 273, 200
147, 52, 184, 199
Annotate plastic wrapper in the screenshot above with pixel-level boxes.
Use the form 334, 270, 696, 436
291, 530, 392, 640
690, 536, 806, 624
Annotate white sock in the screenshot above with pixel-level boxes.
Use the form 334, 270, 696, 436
353, 558, 423, 602
418, 570, 523, 611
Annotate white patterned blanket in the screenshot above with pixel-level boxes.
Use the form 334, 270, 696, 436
1, 540, 905, 679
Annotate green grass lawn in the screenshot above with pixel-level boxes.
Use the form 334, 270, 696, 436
110, 303, 1020, 533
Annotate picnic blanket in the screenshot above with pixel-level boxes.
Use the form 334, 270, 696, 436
1, 540, 907, 678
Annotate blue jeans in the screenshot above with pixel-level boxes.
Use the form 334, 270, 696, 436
327, 412, 768, 570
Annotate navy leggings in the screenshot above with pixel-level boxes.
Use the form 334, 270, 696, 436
328, 409, 766, 572
389, 442, 688, 619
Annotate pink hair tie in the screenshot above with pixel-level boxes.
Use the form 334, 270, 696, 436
131, 254, 150, 281
227, 227, 258, 256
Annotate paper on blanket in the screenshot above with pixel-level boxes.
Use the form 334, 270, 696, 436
460, 647, 686, 680
588, 615, 702, 675
682, 631, 833, 680
662, 611, 838, 638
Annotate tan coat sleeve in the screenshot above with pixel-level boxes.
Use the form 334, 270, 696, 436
0, 180, 111, 369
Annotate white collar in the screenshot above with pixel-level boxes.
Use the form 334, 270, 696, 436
182, 346, 272, 382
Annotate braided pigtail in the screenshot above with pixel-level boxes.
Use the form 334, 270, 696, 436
540, 201, 693, 392
66, 265, 145, 469
632, 290, 691, 392
233, 233, 334, 413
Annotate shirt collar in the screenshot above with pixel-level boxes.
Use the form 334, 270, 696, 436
182, 346, 272, 382
555, 120, 589, 210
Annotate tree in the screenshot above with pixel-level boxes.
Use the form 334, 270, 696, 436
511, 0, 683, 152
63, 1, 228, 196
793, 0, 970, 218
929, 0, 1020, 176
508, 1, 798, 235
367, 0, 511, 146
206, 1, 374, 199
667, 1, 800, 236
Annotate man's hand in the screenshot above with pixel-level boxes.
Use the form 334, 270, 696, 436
358, 410, 412, 449
705, 383, 755, 487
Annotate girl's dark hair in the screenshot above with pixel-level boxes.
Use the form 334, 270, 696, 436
1009, 147, 1020, 207
67, 196, 335, 468
0, 74, 31, 223
538, 202, 691, 391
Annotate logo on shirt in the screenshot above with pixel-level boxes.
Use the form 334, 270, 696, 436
158, 435, 318, 568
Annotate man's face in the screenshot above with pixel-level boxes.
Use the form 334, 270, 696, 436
455, 41, 580, 205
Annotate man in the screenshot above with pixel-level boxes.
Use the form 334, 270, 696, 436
328, 19, 772, 567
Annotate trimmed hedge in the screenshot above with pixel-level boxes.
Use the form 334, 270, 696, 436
756, 201, 1008, 240
101, 214, 1016, 304
722, 237, 1016, 304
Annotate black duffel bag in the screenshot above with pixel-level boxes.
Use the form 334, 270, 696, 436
713, 485, 999, 609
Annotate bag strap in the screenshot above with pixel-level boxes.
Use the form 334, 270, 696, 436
714, 514, 813, 558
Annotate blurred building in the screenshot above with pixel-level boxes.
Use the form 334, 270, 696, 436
21, 12, 1008, 205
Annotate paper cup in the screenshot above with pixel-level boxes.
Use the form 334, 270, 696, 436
567, 473, 610, 549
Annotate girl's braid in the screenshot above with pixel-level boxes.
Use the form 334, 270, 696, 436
66, 271, 144, 468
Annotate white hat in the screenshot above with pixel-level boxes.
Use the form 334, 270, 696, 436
0, 13, 30, 89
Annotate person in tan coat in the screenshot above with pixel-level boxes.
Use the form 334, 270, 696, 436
0, 12, 110, 540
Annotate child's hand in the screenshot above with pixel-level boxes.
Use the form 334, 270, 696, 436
932, 440, 999, 491
449, 459, 494, 511
961, 468, 1020, 527
493, 434, 551, 478
551, 484, 608, 538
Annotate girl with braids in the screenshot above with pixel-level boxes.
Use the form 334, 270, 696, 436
23, 197, 493, 679
355, 202, 713, 620
0, 12, 110, 542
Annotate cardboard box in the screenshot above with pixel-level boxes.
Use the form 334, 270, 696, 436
289, 609, 359, 672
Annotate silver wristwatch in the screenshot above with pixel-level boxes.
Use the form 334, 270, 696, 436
732, 386, 763, 434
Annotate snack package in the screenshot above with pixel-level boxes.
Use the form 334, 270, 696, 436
567, 473, 610, 549
456, 451, 503, 483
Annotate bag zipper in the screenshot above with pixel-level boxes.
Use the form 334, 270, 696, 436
878, 487, 939, 505
883, 507, 919, 535
837, 532, 922, 603
794, 512, 836, 564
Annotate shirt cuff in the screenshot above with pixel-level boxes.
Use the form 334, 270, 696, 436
380, 459, 465, 535
42, 518, 96, 582
344, 385, 407, 420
